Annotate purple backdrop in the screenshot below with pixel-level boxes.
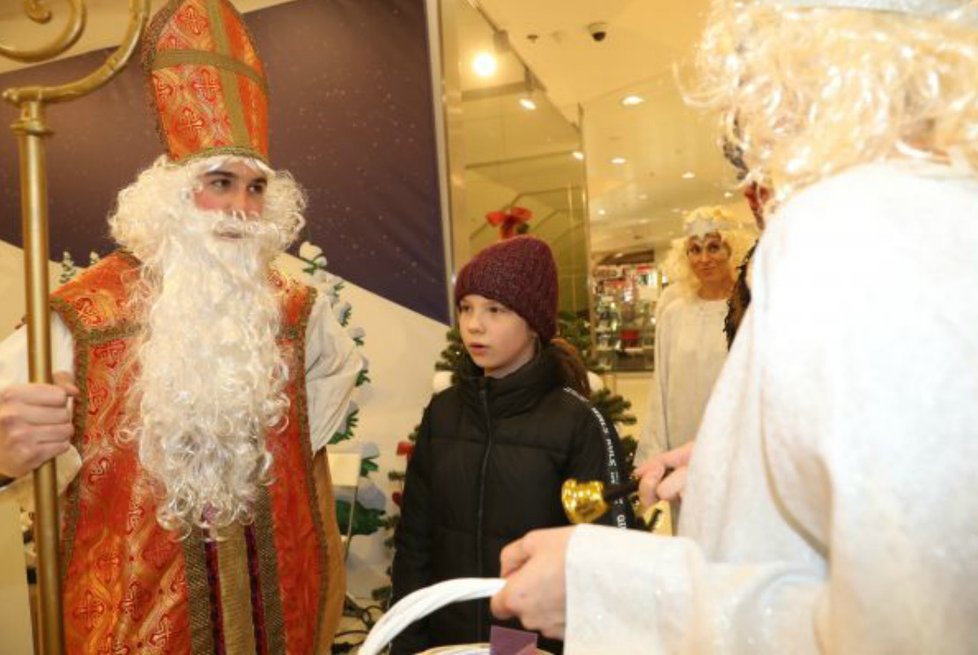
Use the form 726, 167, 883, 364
0, 0, 448, 323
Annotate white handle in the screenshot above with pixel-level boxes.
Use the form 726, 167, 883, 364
358, 577, 506, 655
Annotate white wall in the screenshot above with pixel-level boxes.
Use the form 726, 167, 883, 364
0, 240, 63, 340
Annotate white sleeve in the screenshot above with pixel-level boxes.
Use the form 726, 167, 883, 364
648, 306, 673, 455
0, 315, 81, 506
304, 292, 364, 453
0, 315, 75, 386
565, 525, 823, 655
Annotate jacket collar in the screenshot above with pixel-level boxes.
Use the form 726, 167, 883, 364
457, 345, 560, 418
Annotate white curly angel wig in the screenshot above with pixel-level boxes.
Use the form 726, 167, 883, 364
107, 155, 307, 536
662, 206, 756, 296
689, 0, 978, 202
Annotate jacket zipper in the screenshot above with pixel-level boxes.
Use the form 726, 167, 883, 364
475, 379, 493, 640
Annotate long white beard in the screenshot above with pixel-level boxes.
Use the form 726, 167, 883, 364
109, 157, 306, 536
129, 208, 290, 535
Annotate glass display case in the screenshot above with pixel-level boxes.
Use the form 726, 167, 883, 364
592, 263, 659, 372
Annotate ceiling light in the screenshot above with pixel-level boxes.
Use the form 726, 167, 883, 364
638, 193, 648, 200
572, 150, 585, 161
681, 171, 696, 179
620, 94, 645, 107
472, 52, 497, 77
519, 69, 539, 111
598, 209, 607, 215
723, 191, 734, 198
610, 156, 627, 165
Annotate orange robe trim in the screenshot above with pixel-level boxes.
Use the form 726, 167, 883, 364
51, 251, 335, 654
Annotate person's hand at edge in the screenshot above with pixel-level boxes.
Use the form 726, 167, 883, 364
0, 371, 77, 481
491, 526, 573, 640
635, 440, 694, 506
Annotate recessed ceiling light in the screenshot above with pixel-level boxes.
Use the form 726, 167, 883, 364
620, 94, 645, 107
519, 97, 537, 111
572, 150, 585, 161
681, 171, 696, 179
472, 52, 497, 77
610, 156, 627, 165
723, 191, 734, 198
638, 193, 648, 200
598, 209, 607, 215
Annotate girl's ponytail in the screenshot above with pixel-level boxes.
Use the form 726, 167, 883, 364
550, 337, 591, 397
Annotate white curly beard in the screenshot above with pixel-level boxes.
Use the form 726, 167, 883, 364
108, 156, 306, 536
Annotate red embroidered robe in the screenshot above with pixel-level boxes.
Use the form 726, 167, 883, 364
51, 251, 341, 654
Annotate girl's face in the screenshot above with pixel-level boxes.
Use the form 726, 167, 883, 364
458, 294, 537, 379
686, 232, 732, 286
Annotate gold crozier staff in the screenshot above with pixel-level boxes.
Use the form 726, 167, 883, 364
0, 2, 149, 653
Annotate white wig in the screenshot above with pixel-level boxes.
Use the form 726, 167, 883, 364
662, 206, 756, 296
689, 0, 978, 202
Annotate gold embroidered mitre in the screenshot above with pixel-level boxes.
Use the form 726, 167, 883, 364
143, 0, 269, 163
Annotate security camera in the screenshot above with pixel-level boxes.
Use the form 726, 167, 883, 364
587, 22, 608, 42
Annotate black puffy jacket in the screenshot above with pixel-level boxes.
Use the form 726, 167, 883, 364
390, 346, 633, 654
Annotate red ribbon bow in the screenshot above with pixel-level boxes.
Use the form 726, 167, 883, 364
486, 206, 533, 240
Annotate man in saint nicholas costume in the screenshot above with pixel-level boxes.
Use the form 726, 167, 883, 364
0, 0, 362, 652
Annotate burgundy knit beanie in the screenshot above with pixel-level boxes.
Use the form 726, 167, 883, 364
454, 236, 558, 342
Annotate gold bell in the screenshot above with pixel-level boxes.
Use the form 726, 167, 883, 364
561, 478, 639, 524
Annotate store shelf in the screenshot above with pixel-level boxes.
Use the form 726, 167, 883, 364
592, 262, 659, 372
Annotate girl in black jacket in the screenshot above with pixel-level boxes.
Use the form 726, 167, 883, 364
391, 236, 633, 654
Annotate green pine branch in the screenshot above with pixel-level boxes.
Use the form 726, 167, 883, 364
591, 388, 637, 426
328, 409, 360, 445
335, 500, 386, 537
434, 328, 466, 379
619, 434, 638, 477
360, 455, 379, 477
